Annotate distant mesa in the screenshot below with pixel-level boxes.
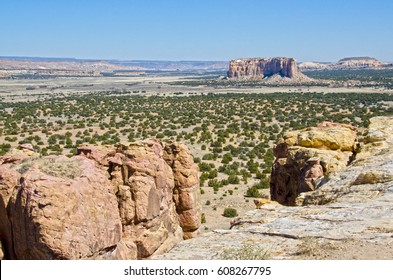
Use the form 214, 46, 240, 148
298, 56, 389, 71
227, 57, 311, 82
335, 57, 385, 69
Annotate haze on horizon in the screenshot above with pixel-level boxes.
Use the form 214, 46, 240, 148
1, 0, 392, 62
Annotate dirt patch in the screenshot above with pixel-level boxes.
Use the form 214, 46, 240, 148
293, 238, 393, 260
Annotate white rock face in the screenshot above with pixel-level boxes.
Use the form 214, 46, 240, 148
298, 62, 329, 70
227, 57, 312, 82
299, 57, 388, 71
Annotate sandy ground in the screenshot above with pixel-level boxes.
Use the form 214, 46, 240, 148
293, 239, 393, 260
1, 75, 393, 102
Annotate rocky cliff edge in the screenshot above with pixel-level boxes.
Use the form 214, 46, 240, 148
0, 139, 201, 259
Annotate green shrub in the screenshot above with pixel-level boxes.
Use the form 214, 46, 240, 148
223, 207, 238, 217
199, 162, 212, 172
254, 178, 270, 189
201, 213, 206, 224
0, 143, 11, 156
208, 169, 218, 179
227, 174, 240, 184
202, 153, 215, 160
245, 186, 262, 198
208, 179, 223, 189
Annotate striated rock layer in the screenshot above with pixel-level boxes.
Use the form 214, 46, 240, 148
0, 139, 200, 260
227, 57, 309, 81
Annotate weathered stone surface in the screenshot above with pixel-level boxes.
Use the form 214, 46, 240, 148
155, 116, 393, 260
0, 164, 21, 259
299, 116, 393, 206
227, 57, 310, 82
284, 125, 357, 151
164, 142, 201, 239
299, 158, 324, 192
5, 156, 122, 259
0, 139, 201, 259
77, 145, 116, 167
270, 123, 358, 205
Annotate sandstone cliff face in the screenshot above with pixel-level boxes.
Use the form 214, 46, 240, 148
0, 139, 200, 260
227, 57, 307, 81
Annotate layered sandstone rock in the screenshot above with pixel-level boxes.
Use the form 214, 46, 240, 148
270, 122, 358, 205
227, 57, 308, 81
164, 143, 201, 239
299, 116, 393, 205
0, 139, 200, 259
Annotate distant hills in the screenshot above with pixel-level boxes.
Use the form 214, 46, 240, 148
0, 56, 228, 72
1, 56, 391, 79
298, 57, 392, 71
109, 60, 228, 71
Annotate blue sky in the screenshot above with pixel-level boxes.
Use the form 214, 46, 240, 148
1, 0, 392, 61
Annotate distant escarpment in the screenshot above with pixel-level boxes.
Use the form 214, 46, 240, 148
299, 57, 389, 71
227, 57, 311, 82
0, 139, 201, 260
336, 57, 386, 69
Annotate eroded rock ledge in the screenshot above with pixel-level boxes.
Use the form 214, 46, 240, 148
0, 139, 201, 259
270, 121, 359, 205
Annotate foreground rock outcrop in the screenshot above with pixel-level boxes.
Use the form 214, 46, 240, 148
227, 57, 310, 82
270, 122, 359, 205
155, 116, 393, 260
0, 139, 200, 259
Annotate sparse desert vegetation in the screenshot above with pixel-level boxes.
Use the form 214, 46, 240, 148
1, 87, 392, 230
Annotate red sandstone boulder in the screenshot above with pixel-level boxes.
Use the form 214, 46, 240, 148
4, 156, 122, 259
0, 139, 201, 259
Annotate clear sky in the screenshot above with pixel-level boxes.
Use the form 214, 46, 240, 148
1, 0, 392, 62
